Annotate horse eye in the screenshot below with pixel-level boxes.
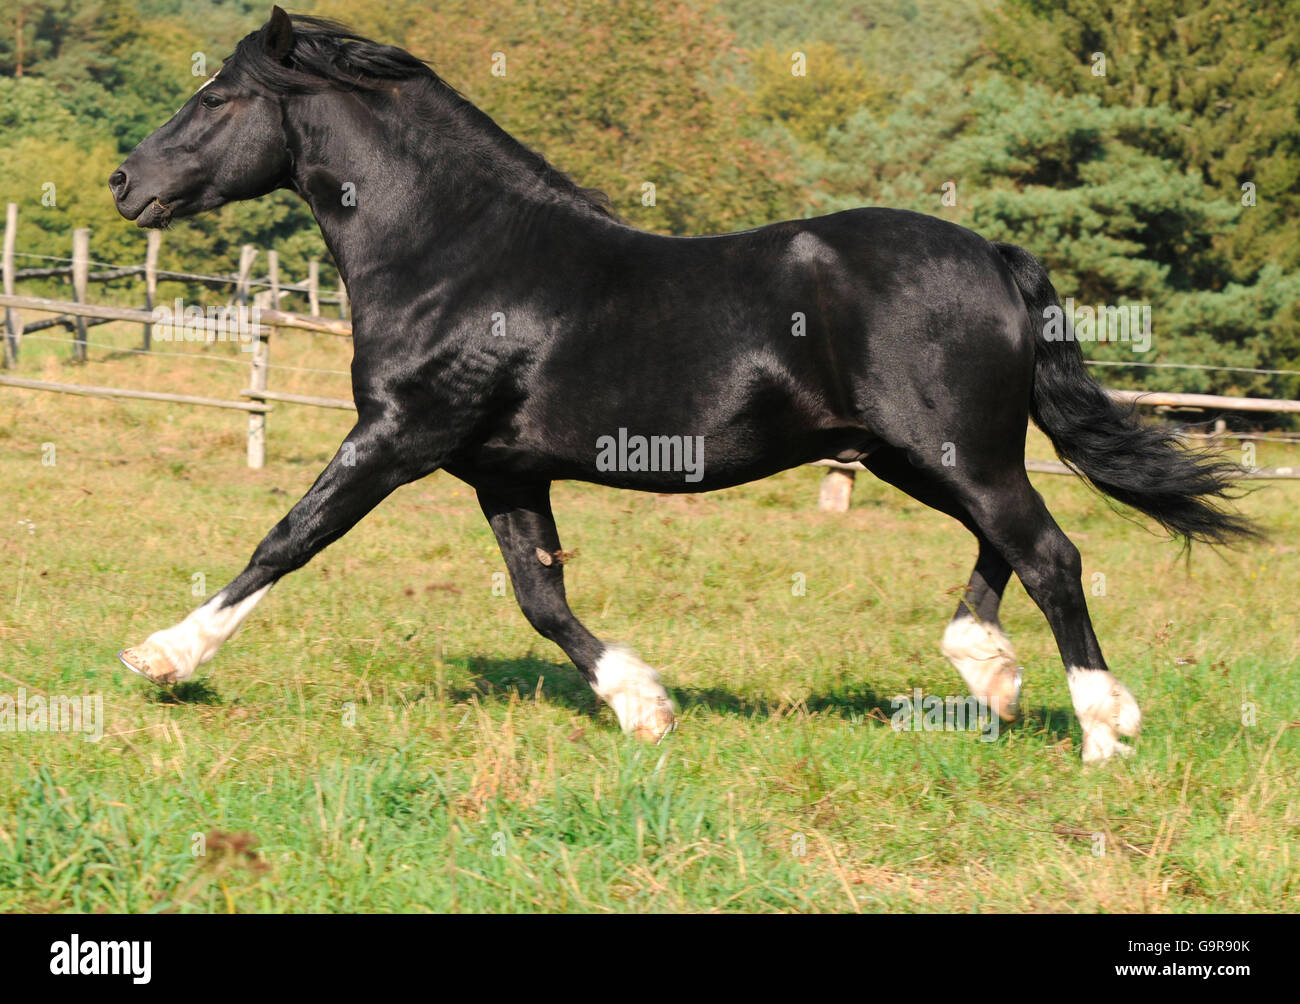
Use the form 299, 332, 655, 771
200, 93, 226, 109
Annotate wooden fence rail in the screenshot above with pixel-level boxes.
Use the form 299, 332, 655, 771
814, 443, 1300, 512
13, 260, 346, 302
0, 293, 351, 337
0, 375, 270, 413
1108, 388, 1300, 415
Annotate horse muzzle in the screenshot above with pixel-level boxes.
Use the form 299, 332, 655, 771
108, 167, 175, 228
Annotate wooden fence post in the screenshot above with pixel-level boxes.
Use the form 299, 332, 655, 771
337, 277, 349, 320
268, 250, 280, 311
307, 260, 320, 316
236, 244, 257, 309
72, 228, 89, 362
818, 468, 856, 513
143, 229, 160, 350
247, 290, 271, 469
2, 203, 19, 368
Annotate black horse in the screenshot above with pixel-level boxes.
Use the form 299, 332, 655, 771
112, 8, 1255, 762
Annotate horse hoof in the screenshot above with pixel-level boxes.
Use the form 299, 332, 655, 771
633, 702, 677, 744
987, 665, 1022, 723
118, 644, 178, 686
1081, 730, 1137, 764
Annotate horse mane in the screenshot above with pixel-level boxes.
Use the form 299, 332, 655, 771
227, 15, 433, 92
225, 14, 619, 221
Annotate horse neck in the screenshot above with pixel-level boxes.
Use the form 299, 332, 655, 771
285, 84, 609, 317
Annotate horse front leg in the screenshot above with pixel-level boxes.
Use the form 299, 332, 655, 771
120, 415, 438, 684
477, 481, 676, 741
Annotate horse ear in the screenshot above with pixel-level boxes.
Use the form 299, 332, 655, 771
264, 5, 294, 62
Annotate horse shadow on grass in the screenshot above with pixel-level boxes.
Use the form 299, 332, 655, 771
143, 679, 224, 706
445, 655, 1076, 742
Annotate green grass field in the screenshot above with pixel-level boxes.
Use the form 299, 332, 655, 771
1, 323, 1297, 912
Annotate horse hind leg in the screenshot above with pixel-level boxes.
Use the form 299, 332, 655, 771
963, 473, 1141, 762
862, 449, 1023, 722
940, 538, 1022, 723
868, 445, 1139, 760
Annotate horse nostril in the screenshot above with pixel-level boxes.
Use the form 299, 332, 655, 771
109, 170, 128, 197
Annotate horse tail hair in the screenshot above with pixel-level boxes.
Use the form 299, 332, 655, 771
994, 241, 1261, 547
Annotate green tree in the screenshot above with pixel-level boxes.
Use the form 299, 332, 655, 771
818, 75, 1298, 395
338, 0, 805, 235
985, 0, 1300, 273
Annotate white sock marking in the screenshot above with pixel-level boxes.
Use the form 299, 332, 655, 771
592, 645, 676, 741
139, 585, 271, 682
1068, 667, 1141, 763
940, 616, 1022, 722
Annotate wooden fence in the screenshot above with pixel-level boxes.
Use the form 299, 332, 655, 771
1, 202, 347, 367
0, 290, 351, 468
6, 279, 1298, 491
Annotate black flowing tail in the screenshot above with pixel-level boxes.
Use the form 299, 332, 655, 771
995, 242, 1261, 546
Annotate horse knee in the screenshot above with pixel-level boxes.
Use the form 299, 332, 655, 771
1049, 534, 1082, 582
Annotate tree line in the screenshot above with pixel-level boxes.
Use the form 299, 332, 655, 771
2, 0, 1296, 398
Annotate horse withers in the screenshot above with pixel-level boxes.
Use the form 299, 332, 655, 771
111, 8, 1256, 761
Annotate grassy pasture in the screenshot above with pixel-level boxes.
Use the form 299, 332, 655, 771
0, 321, 1297, 913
